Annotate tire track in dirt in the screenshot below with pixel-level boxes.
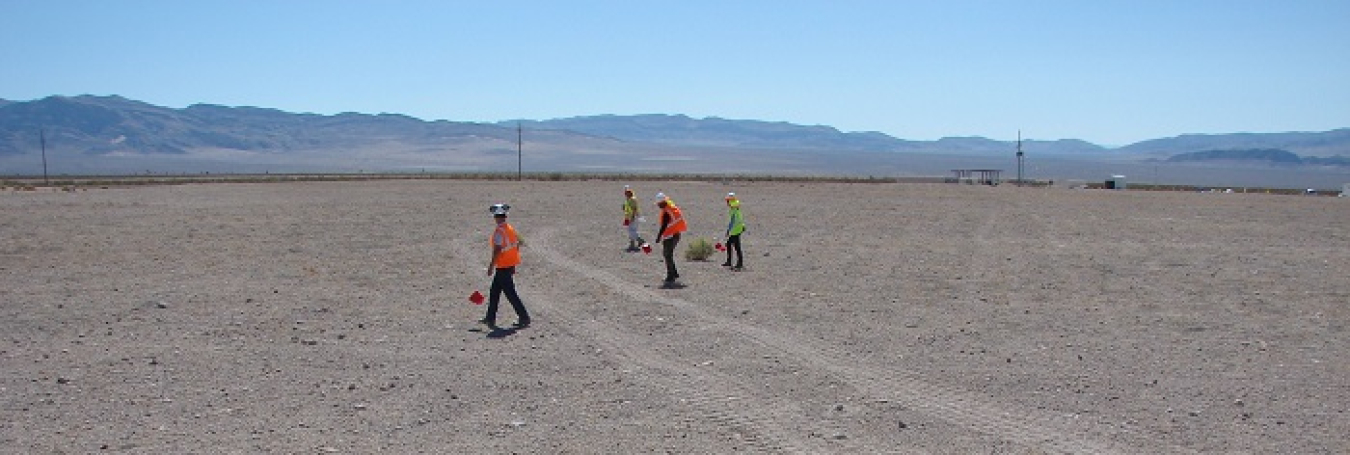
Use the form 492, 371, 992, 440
925, 196, 1194, 454
452, 234, 831, 453
960, 199, 1010, 306
530, 227, 1156, 454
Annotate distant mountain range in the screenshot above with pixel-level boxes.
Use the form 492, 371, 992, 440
507, 114, 1131, 156
1168, 149, 1350, 166
2, 95, 1348, 187
0, 95, 535, 156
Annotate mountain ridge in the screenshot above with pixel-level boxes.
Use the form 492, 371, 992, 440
2, 95, 1348, 188
6, 95, 1348, 157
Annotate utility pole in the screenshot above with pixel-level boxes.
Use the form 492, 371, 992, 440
40, 129, 50, 186
1016, 130, 1024, 186
517, 122, 523, 181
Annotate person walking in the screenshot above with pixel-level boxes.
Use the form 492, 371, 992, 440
481, 203, 530, 328
722, 192, 746, 270
622, 185, 645, 251
654, 192, 687, 285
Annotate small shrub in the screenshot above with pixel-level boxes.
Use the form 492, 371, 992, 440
684, 237, 715, 261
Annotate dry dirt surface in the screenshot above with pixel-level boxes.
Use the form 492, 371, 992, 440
2, 180, 1347, 454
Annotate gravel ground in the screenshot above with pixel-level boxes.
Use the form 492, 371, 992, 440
2, 180, 1347, 454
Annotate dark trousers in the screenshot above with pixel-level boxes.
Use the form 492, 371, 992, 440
725, 234, 743, 267
662, 233, 681, 281
486, 267, 529, 323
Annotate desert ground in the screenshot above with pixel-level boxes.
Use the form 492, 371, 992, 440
1, 179, 1347, 454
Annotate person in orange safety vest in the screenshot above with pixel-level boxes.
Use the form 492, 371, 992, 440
481, 203, 530, 328
654, 193, 687, 285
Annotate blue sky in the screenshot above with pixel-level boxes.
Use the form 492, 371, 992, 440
3, 0, 1347, 146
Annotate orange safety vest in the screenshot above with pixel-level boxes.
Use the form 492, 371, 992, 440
492, 222, 521, 268
661, 204, 687, 238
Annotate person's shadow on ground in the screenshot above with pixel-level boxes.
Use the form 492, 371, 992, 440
469, 325, 519, 339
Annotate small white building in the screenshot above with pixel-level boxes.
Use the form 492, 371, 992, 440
1106, 175, 1127, 190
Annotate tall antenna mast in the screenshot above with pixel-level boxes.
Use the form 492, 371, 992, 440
1016, 130, 1024, 187
517, 122, 523, 181
40, 128, 50, 186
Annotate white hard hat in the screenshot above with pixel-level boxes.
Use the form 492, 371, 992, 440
489, 203, 510, 216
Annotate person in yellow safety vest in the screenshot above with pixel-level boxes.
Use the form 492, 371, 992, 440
481, 203, 530, 328
622, 185, 646, 251
654, 192, 687, 284
722, 192, 746, 270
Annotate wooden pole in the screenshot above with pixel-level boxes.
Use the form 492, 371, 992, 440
41, 128, 49, 186
517, 122, 522, 181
